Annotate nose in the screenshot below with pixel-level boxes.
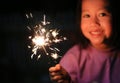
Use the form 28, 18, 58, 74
90, 16, 100, 26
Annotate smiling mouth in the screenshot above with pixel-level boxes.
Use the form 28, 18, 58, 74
90, 30, 103, 37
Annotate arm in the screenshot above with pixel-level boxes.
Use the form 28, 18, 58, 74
49, 44, 80, 83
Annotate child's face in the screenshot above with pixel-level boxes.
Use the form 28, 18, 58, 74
81, 0, 112, 49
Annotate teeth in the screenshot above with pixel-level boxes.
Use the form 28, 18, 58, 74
91, 31, 101, 35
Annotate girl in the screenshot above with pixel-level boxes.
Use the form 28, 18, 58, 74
49, 0, 120, 83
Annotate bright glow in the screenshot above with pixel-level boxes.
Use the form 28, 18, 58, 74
32, 36, 46, 46
26, 13, 67, 61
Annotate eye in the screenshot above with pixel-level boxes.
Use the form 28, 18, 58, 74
99, 13, 107, 17
83, 14, 90, 18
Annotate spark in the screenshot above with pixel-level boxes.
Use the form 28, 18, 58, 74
41, 14, 50, 25
26, 13, 67, 60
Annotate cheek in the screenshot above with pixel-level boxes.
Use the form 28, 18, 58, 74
80, 21, 87, 30
106, 27, 112, 38
103, 23, 112, 38
80, 24, 85, 33
80, 25, 89, 38
100, 18, 112, 37
80, 22, 90, 38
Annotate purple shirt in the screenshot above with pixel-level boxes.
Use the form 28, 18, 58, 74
60, 44, 120, 83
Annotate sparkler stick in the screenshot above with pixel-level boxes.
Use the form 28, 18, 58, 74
26, 13, 67, 64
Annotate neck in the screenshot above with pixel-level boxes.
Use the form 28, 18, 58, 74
90, 43, 112, 51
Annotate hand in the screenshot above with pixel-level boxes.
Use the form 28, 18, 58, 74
49, 64, 70, 83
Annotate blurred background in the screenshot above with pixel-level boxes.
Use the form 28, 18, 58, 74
0, 0, 78, 83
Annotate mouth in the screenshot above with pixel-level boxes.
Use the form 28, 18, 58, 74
90, 30, 103, 37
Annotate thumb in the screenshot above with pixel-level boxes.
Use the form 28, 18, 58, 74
55, 64, 62, 70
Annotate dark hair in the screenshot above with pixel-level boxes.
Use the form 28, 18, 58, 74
75, 0, 120, 49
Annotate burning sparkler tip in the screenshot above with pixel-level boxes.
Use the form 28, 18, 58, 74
27, 13, 67, 63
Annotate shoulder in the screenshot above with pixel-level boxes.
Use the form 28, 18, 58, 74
59, 44, 82, 73
66, 43, 81, 54
60, 44, 82, 63
59, 44, 88, 77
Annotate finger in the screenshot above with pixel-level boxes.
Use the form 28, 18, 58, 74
49, 64, 61, 72
49, 67, 56, 72
50, 75, 62, 81
50, 71, 63, 77
55, 64, 61, 70
49, 72, 58, 77
58, 80, 64, 83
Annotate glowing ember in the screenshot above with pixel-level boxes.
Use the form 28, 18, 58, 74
26, 13, 67, 60
32, 36, 46, 46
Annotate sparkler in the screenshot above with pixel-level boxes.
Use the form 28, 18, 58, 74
26, 13, 67, 63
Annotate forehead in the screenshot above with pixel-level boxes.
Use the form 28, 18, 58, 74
82, 0, 109, 6
82, 0, 109, 10
82, 0, 108, 2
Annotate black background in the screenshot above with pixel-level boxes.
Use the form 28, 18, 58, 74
0, 0, 78, 83
0, 0, 77, 12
